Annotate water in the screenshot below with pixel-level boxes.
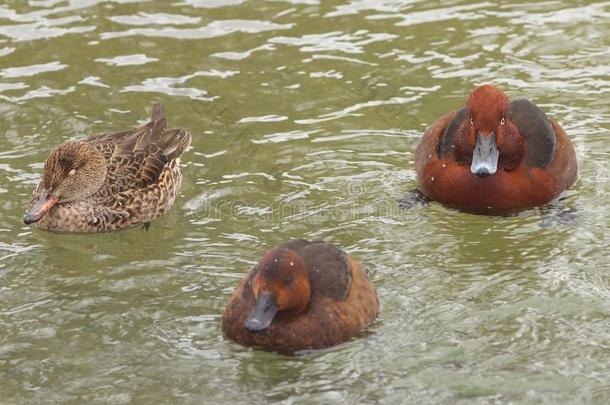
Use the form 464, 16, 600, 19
1, 1, 609, 403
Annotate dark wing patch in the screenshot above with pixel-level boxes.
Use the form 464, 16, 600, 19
437, 107, 467, 158
297, 241, 351, 301
240, 264, 260, 300
510, 99, 556, 168
280, 239, 312, 252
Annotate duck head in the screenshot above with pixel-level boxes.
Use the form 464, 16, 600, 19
24, 141, 107, 224
455, 85, 524, 178
245, 248, 311, 332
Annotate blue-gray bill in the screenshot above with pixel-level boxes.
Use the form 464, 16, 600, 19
471, 132, 499, 178
244, 293, 278, 332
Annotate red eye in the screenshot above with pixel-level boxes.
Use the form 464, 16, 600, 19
500, 117, 505, 125
470, 117, 474, 125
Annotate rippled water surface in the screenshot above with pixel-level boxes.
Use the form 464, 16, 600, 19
1, 1, 609, 403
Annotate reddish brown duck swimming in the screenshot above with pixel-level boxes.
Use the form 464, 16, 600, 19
23, 104, 191, 232
222, 239, 379, 353
415, 85, 577, 214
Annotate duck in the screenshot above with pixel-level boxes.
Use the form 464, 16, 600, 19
414, 85, 577, 214
23, 104, 191, 232
222, 239, 379, 353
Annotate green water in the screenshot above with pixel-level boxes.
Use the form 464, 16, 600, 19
1, 1, 609, 403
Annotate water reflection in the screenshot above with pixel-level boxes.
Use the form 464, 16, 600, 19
0, 0, 609, 403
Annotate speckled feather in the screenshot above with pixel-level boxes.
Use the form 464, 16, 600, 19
31, 104, 191, 232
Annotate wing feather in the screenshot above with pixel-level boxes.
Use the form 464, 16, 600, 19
85, 104, 191, 193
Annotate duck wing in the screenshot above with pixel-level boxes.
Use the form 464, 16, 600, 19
296, 241, 352, 301
437, 107, 468, 158
86, 104, 191, 192
509, 99, 556, 168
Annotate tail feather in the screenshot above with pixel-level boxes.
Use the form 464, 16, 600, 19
159, 128, 191, 161
150, 103, 166, 124
133, 127, 153, 154
134, 104, 188, 156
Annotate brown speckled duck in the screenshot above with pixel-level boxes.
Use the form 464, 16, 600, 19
23, 104, 191, 232
222, 239, 379, 353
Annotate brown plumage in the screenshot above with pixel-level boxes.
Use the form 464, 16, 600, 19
415, 85, 577, 213
222, 240, 379, 353
23, 104, 191, 232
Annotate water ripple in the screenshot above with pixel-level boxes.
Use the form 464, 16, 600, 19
0, 16, 95, 42
108, 13, 202, 26
102, 20, 294, 40
0, 0, 609, 403
270, 30, 398, 54
181, 0, 247, 8
95, 54, 159, 66
122, 70, 238, 99
0, 61, 67, 78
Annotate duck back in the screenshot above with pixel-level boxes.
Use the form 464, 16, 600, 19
280, 239, 351, 300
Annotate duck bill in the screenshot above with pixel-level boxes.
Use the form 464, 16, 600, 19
23, 189, 57, 224
470, 132, 499, 178
244, 292, 278, 333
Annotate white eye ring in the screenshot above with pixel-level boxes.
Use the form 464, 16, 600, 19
470, 117, 474, 125
68, 169, 76, 176
500, 117, 506, 125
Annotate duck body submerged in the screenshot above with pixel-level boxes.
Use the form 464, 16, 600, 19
222, 240, 379, 353
24, 104, 191, 232
415, 85, 577, 214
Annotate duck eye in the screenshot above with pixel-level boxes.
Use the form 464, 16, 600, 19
500, 117, 505, 125
469, 117, 474, 125
68, 169, 76, 176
